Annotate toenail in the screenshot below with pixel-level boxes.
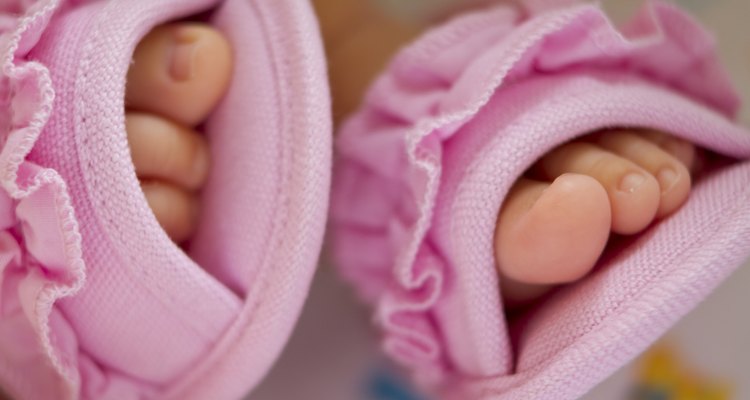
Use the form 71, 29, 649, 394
657, 167, 679, 193
169, 28, 198, 81
618, 172, 646, 193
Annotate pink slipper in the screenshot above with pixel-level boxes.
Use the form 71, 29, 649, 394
0, 0, 330, 398
331, 1, 750, 398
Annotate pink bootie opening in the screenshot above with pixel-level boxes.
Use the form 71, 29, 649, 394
331, 1, 750, 398
0, 0, 331, 398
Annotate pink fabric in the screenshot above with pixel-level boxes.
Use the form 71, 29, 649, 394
332, 1, 750, 399
0, 0, 331, 399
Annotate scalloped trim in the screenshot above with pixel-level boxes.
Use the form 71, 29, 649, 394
0, 1, 86, 398
333, 0, 741, 386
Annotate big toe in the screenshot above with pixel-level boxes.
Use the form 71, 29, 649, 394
495, 174, 611, 304
126, 23, 233, 126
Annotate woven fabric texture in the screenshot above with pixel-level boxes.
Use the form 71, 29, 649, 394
0, 0, 331, 399
331, 1, 750, 398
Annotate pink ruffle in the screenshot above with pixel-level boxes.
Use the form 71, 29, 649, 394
0, 1, 86, 398
2, 0, 332, 398
332, 0, 744, 395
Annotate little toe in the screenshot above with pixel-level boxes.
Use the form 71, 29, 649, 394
495, 174, 611, 303
638, 129, 697, 171
141, 181, 198, 243
595, 130, 692, 218
126, 112, 210, 190
126, 23, 233, 127
537, 141, 661, 235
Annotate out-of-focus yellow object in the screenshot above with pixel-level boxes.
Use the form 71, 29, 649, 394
632, 342, 733, 400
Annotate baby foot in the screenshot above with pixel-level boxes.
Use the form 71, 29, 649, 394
313, 0, 700, 307
125, 23, 232, 242
495, 130, 696, 305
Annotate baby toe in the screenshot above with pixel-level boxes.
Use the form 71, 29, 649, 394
595, 130, 692, 218
141, 181, 198, 243
495, 175, 611, 305
639, 129, 697, 171
126, 112, 210, 190
126, 23, 233, 127
536, 141, 661, 235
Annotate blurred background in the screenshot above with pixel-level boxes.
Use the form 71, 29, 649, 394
251, 1, 750, 399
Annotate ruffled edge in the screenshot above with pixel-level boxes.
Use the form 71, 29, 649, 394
333, 0, 740, 387
1, 0, 58, 195
0, 1, 86, 398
